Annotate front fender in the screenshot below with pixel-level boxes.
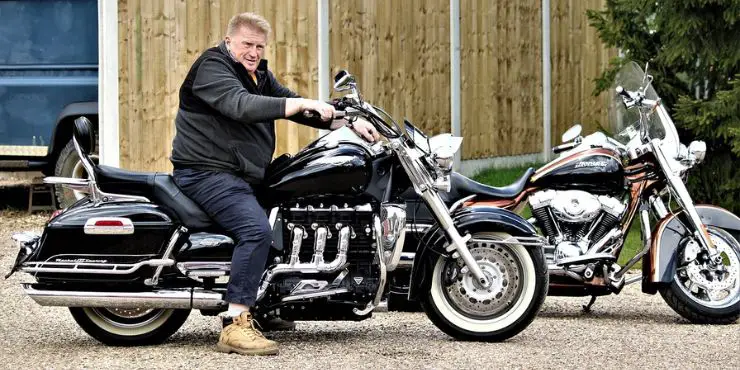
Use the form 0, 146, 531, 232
407, 206, 538, 300
646, 205, 740, 284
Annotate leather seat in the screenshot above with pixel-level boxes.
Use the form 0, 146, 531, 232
448, 168, 535, 200
95, 165, 213, 230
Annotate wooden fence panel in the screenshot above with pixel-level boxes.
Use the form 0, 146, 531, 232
550, 0, 614, 146
329, 0, 450, 137
460, 0, 543, 160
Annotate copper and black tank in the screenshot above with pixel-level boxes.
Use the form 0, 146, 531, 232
530, 148, 625, 194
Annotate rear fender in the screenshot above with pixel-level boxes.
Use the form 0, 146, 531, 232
407, 206, 539, 300
646, 205, 740, 285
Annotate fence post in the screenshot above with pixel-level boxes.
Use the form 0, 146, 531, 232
99, 0, 119, 167
318, 0, 330, 137
450, 0, 461, 170
542, 0, 552, 162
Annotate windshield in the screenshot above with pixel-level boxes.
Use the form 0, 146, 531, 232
608, 61, 666, 145
404, 120, 430, 154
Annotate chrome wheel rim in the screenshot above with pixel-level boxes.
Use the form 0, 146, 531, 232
89, 307, 169, 330
442, 241, 524, 319
675, 230, 740, 309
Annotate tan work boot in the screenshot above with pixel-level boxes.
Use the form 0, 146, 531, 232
216, 312, 279, 356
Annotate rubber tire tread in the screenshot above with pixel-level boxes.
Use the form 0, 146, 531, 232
659, 284, 740, 325
69, 307, 191, 346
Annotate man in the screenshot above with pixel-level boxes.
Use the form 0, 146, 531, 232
170, 12, 378, 356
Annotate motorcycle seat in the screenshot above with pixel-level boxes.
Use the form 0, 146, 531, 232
449, 168, 535, 200
95, 165, 213, 230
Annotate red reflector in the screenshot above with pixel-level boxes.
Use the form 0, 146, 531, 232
95, 220, 124, 227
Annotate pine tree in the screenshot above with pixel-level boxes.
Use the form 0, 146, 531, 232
588, 0, 740, 212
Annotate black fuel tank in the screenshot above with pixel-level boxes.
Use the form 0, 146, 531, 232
264, 142, 373, 201
530, 148, 624, 194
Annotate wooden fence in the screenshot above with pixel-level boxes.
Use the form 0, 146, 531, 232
118, 0, 613, 172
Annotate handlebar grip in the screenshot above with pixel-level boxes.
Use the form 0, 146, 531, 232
615, 86, 631, 99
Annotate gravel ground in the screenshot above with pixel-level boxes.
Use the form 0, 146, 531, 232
0, 211, 737, 369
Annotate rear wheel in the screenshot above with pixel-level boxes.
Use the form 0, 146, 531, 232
660, 227, 740, 324
421, 232, 548, 341
69, 307, 190, 346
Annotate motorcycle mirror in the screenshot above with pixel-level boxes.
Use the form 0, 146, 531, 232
334, 70, 356, 91
561, 124, 582, 143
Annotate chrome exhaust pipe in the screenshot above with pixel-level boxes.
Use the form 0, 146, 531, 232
22, 284, 225, 309
256, 225, 352, 301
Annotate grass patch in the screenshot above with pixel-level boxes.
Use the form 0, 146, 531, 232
471, 163, 643, 269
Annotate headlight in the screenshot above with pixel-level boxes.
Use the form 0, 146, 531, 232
689, 140, 706, 164
432, 146, 455, 172
428, 134, 463, 173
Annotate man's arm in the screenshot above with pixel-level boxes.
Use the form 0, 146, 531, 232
192, 58, 291, 124
267, 71, 334, 130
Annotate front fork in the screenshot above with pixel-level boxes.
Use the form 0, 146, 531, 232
420, 189, 490, 287
651, 142, 718, 260
392, 141, 490, 288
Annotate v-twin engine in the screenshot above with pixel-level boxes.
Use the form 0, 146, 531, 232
530, 190, 626, 263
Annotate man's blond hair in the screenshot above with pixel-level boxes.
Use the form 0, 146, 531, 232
226, 12, 272, 38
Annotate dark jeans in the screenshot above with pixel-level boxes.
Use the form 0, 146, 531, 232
173, 168, 271, 306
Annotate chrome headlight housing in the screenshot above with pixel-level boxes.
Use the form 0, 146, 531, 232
428, 134, 463, 173
431, 146, 455, 172
688, 140, 706, 164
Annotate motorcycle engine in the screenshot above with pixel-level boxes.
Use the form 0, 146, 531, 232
530, 190, 626, 262
261, 202, 382, 319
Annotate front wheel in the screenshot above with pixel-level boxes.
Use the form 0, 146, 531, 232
421, 232, 548, 341
659, 227, 740, 324
69, 307, 190, 346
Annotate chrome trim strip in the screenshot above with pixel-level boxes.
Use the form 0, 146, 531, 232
404, 224, 432, 233
21, 258, 174, 275
468, 235, 547, 247
449, 194, 476, 213
282, 288, 349, 302
22, 284, 225, 309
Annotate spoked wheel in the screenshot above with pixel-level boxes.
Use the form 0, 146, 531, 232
69, 307, 190, 346
421, 232, 548, 341
660, 227, 740, 324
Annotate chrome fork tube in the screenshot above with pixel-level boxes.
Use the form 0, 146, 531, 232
424, 189, 489, 287
391, 139, 489, 287
652, 142, 716, 254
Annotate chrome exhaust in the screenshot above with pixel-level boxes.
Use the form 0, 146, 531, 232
256, 225, 352, 301
22, 284, 225, 309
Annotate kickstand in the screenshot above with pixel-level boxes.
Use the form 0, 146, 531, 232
582, 295, 597, 313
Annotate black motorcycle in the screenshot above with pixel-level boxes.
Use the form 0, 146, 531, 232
8, 70, 548, 345
395, 62, 740, 323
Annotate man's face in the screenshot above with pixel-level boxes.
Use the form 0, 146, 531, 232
225, 25, 267, 73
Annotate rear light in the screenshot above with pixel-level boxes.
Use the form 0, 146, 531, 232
94, 220, 124, 227
84, 217, 135, 235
